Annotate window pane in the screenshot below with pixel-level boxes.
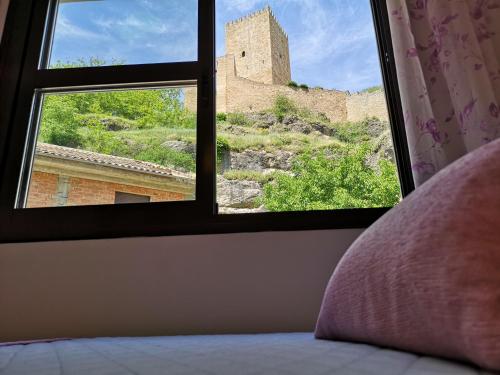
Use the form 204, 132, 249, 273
45, 0, 198, 69
215, 1, 401, 214
23, 86, 197, 208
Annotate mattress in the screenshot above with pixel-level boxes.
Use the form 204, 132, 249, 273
0, 333, 494, 374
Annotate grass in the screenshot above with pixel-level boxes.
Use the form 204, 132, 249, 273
67, 96, 381, 175
359, 86, 383, 94
223, 170, 278, 184
220, 131, 343, 153
115, 127, 196, 145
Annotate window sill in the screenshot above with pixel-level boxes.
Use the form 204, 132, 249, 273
0, 206, 389, 243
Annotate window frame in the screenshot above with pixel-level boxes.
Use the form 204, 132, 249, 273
0, 0, 414, 243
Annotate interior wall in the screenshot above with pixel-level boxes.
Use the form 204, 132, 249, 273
0, 230, 362, 341
0, 1, 364, 342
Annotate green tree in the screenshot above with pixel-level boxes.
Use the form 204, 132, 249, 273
39, 95, 82, 148
263, 145, 401, 211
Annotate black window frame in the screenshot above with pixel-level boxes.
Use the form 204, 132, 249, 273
0, 0, 414, 243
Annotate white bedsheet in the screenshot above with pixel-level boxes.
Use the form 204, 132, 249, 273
0, 333, 495, 374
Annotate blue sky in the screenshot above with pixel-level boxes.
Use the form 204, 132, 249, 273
51, 0, 382, 92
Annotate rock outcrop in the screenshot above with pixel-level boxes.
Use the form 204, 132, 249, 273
217, 177, 263, 209
229, 150, 294, 171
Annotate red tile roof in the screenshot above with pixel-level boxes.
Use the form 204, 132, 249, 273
36, 143, 194, 182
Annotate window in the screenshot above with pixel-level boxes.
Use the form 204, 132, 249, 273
0, 0, 413, 242
214, 2, 409, 214
115, 192, 151, 204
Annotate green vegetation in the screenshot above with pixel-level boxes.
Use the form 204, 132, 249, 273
227, 112, 249, 126
287, 81, 309, 91
273, 95, 298, 121
360, 85, 383, 94
135, 145, 196, 172
38, 62, 400, 210
224, 170, 277, 184
263, 145, 401, 211
216, 113, 228, 122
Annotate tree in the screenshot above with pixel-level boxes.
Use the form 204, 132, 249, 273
263, 145, 401, 211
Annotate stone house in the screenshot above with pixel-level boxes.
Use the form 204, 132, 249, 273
27, 143, 195, 208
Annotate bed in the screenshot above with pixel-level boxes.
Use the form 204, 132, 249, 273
0, 333, 494, 374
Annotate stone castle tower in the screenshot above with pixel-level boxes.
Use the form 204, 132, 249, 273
225, 6, 291, 85
184, 6, 389, 122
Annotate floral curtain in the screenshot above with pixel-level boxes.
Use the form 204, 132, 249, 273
387, 0, 500, 186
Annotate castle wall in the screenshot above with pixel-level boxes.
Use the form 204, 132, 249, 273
268, 12, 291, 85
185, 55, 389, 124
222, 54, 346, 122
346, 91, 389, 122
184, 6, 389, 124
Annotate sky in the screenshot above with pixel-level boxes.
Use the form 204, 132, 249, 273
51, 0, 383, 92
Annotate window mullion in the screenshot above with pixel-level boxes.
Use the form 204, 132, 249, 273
195, 0, 217, 216
34, 63, 200, 91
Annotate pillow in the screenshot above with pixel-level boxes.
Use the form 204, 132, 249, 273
315, 139, 500, 371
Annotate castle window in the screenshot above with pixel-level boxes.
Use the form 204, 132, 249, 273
241, 51, 246, 57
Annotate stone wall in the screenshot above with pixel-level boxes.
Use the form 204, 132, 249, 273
186, 55, 347, 122
346, 90, 389, 122
268, 9, 291, 85
185, 69, 389, 123
225, 6, 290, 85
27, 171, 186, 208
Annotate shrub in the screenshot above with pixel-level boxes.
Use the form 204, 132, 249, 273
224, 170, 276, 184
299, 84, 309, 90
227, 112, 248, 126
216, 113, 227, 122
287, 81, 299, 89
334, 119, 374, 143
263, 145, 401, 211
360, 86, 383, 94
135, 145, 196, 172
39, 95, 82, 148
273, 95, 297, 122
216, 136, 230, 165
79, 117, 125, 155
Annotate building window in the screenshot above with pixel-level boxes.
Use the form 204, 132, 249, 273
0, 0, 412, 242
115, 192, 151, 204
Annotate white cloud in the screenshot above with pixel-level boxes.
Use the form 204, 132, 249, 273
55, 14, 107, 40
285, 0, 374, 66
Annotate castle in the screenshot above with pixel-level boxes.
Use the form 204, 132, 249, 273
185, 6, 388, 123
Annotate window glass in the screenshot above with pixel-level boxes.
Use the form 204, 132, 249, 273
45, 0, 198, 69
115, 192, 151, 204
215, 1, 401, 214
23, 86, 197, 208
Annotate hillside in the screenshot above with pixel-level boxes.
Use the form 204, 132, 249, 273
38, 91, 400, 213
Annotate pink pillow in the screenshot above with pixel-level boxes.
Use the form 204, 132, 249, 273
315, 139, 500, 371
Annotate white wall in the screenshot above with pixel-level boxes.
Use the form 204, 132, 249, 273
0, 230, 362, 341
0, 1, 364, 342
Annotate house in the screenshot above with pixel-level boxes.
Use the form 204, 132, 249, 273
27, 143, 195, 207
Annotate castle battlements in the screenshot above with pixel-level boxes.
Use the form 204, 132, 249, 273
225, 6, 288, 39
185, 6, 389, 123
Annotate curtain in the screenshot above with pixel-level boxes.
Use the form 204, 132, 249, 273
387, 0, 500, 186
